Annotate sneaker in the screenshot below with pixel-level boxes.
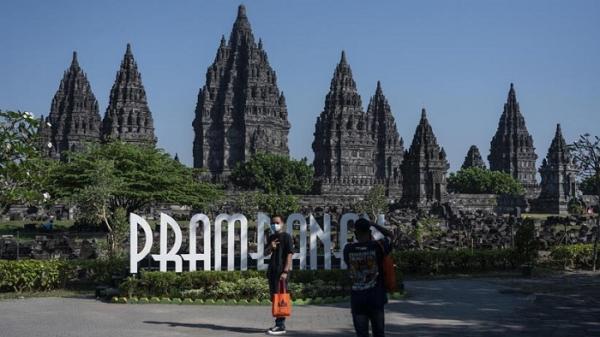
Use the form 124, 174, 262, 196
266, 326, 287, 335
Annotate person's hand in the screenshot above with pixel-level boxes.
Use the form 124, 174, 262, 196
270, 239, 280, 250
280, 272, 288, 281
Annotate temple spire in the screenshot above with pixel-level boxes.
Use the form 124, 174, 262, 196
71, 51, 79, 68
340, 50, 347, 65
462, 145, 486, 170
402, 108, 449, 206
193, 5, 289, 174
488, 83, 538, 194
367, 81, 404, 185
507, 82, 517, 107
375, 80, 382, 94
42, 51, 101, 159
535, 123, 578, 214
237, 4, 247, 18
102, 43, 156, 145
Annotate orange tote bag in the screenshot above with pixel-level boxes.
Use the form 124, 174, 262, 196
272, 280, 292, 317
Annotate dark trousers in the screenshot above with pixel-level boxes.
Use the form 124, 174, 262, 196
269, 276, 288, 328
352, 309, 385, 337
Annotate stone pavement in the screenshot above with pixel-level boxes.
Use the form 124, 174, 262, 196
0, 275, 599, 337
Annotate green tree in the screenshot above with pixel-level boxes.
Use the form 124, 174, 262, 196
570, 133, 600, 271
230, 153, 314, 194
448, 167, 525, 196
227, 192, 300, 219
0, 110, 52, 209
52, 141, 222, 212
354, 185, 389, 219
580, 175, 600, 195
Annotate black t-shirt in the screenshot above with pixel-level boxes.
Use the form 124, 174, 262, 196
267, 232, 294, 279
343, 238, 392, 313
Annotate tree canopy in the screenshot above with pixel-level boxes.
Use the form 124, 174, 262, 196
447, 167, 525, 196
230, 153, 314, 194
0, 110, 50, 209
51, 141, 222, 212
580, 175, 600, 195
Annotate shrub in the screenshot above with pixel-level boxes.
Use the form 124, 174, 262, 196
230, 153, 313, 195
515, 219, 538, 266
0, 260, 70, 292
393, 249, 518, 275
68, 256, 128, 285
568, 198, 584, 215
550, 244, 594, 269
448, 167, 525, 195
119, 269, 364, 300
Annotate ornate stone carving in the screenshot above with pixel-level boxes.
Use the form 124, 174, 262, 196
193, 5, 290, 177
39, 52, 102, 159
461, 145, 486, 169
102, 44, 156, 146
534, 124, 578, 214
488, 83, 538, 195
401, 109, 450, 206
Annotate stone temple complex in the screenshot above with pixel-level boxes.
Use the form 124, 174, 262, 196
101, 44, 156, 146
192, 5, 290, 177
533, 124, 578, 214
38, 52, 102, 159
462, 145, 486, 170
488, 83, 538, 195
400, 109, 450, 206
34, 5, 590, 215
312, 52, 403, 196
39, 44, 155, 158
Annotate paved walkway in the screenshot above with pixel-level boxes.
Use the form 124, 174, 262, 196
1, 275, 599, 336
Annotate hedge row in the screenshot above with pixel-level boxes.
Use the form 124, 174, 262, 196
393, 249, 519, 275
1, 245, 596, 294
118, 269, 399, 300
0, 260, 69, 292
0, 257, 127, 293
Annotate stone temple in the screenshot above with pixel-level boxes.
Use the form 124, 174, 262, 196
462, 145, 486, 170
533, 124, 578, 214
193, 5, 290, 177
102, 44, 156, 145
312, 52, 403, 196
38, 52, 102, 159
39, 45, 156, 159
400, 109, 450, 206
488, 83, 538, 195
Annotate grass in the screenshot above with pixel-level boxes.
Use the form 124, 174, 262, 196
522, 213, 553, 220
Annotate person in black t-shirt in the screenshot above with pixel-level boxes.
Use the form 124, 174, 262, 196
343, 218, 395, 337
265, 215, 293, 335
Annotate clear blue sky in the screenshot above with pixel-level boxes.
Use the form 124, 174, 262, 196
1, 0, 599, 171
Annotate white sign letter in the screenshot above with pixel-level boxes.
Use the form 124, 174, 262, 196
152, 213, 183, 272
249, 212, 270, 271
310, 214, 331, 270
287, 213, 307, 270
130, 213, 153, 274
181, 213, 211, 271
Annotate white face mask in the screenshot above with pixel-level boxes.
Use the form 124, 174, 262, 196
270, 223, 283, 233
